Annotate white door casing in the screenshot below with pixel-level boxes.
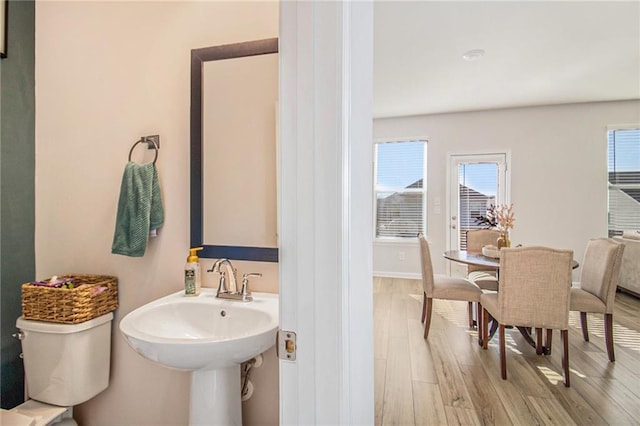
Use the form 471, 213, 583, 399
279, 2, 374, 425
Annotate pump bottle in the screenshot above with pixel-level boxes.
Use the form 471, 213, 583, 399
185, 247, 203, 296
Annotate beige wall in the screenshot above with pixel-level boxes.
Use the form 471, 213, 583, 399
373, 100, 640, 277
34, 2, 278, 425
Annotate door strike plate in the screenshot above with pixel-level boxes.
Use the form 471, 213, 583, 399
277, 330, 297, 361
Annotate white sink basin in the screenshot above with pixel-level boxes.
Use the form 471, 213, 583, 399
119, 288, 278, 371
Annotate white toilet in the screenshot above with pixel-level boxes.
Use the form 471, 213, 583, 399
1, 313, 113, 426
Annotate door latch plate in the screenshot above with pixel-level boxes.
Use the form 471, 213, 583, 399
277, 330, 297, 361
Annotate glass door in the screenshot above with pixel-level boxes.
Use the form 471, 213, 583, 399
448, 154, 508, 276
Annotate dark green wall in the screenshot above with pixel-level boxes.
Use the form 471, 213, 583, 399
1, 0, 35, 409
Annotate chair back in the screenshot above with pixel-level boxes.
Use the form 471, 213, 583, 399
578, 238, 625, 313
418, 233, 435, 296
498, 246, 573, 329
466, 229, 501, 272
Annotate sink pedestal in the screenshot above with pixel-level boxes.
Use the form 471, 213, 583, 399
190, 366, 242, 426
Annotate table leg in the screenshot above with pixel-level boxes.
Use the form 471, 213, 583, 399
516, 327, 552, 355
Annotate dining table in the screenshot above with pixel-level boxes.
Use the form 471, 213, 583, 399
443, 249, 579, 354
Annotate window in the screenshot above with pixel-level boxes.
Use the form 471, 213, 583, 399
608, 127, 640, 236
374, 140, 426, 238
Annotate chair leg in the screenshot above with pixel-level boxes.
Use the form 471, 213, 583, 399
562, 329, 570, 387
580, 312, 589, 342
423, 298, 433, 339
500, 324, 507, 380
546, 329, 553, 355
421, 292, 427, 323
482, 308, 489, 349
605, 313, 615, 362
467, 302, 474, 328
476, 302, 482, 338
535, 328, 543, 355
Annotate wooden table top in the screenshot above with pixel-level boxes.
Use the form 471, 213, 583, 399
443, 250, 499, 269
443, 250, 579, 269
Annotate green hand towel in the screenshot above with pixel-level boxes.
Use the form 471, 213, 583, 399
112, 162, 164, 257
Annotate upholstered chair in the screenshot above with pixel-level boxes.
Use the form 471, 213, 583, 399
570, 238, 625, 362
481, 246, 573, 386
466, 229, 501, 291
418, 234, 482, 339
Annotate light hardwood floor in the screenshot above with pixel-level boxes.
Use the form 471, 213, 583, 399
374, 277, 640, 425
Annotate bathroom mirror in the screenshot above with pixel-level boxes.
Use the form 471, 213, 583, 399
191, 38, 279, 262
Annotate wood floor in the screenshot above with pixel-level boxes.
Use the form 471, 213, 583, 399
373, 277, 640, 425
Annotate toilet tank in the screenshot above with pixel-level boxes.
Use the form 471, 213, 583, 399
16, 312, 113, 407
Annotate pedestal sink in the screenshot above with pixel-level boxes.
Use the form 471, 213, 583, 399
119, 288, 278, 425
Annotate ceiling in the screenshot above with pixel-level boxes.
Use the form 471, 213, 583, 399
373, 1, 640, 118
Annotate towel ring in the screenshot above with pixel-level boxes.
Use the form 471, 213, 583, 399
128, 137, 159, 165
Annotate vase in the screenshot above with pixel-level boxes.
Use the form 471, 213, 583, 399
497, 232, 511, 249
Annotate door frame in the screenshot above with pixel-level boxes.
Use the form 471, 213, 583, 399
446, 152, 511, 274
279, 2, 374, 424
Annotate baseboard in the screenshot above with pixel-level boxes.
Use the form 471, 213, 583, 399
618, 286, 640, 299
373, 271, 421, 280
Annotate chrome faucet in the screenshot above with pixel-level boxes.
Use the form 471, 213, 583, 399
207, 258, 238, 296
207, 259, 261, 302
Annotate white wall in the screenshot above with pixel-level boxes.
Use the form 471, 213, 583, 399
373, 100, 640, 278
35, 2, 278, 425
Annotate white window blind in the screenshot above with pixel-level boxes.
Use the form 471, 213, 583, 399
374, 140, 426, 238
608, 128, 640, 236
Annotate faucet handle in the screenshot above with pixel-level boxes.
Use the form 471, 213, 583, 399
241, 273, 262, 298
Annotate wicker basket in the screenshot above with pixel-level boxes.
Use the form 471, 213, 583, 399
21, 274, 118, 324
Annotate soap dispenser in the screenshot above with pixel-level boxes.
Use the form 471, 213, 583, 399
185, 247, 203, 296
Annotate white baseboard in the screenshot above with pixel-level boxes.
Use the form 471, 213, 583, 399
373, 271, 421, 280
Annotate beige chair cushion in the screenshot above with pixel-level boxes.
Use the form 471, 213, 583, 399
480, 292, 498, 317
574, 238, 625, 314
468, 270, 499, 291
419, 235, 435, 295
419, 234, 482, 303
466, 229, 501, 273
481, 246, 573, 329
433, 274, 482, 302
570, 286, 606, 313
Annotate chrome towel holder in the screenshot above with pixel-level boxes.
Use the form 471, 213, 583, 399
128, 135, 160, 164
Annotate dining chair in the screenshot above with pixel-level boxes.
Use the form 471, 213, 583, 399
481, 246, 573, 386
418, 233, 482, 339
570, 238, 625, 362
466, 229, 501, 291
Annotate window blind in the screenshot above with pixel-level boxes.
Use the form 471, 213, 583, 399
374, 141, 426, 238
608, 128, 640, 236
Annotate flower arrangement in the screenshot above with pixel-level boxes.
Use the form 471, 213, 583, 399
495, 203, 515, 233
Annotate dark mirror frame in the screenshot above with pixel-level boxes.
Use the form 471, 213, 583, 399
190, 38, 279, 262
